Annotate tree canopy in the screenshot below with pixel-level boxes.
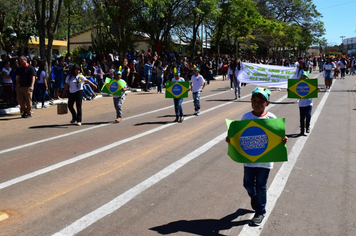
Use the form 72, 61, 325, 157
0, 0, 326, 59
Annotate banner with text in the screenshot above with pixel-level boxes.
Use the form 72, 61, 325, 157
226, 118, 288, 163
288, 79, 318, 99
238, 63, 298, 88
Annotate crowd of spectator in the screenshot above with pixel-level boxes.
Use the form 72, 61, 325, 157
1, 44, 355, 110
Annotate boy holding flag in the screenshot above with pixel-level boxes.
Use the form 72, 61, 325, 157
172, 67, 185, 122
226, 87, 288, 226
112, 70, 127, 123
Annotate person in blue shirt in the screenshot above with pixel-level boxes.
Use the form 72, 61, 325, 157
143, 58, 156, 92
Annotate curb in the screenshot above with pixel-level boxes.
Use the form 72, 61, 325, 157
0, 88, 144, 115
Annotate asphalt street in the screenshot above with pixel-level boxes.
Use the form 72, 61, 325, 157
0, 72, 355, 236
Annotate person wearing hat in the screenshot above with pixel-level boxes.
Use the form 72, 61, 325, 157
112, 70, 127, 123
226, 86, 288, 226
189, 66, 206, 115
172, 67, 185, 122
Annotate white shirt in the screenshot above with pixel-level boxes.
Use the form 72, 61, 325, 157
172, 77, 185, 82
2, 67, 12, 84
234, 66, 242, 80
338, 60, 346, 69
38, 70, 46, 83
66, 74, 87, 93
241, 111, 277, 169
190, 74, 205, 92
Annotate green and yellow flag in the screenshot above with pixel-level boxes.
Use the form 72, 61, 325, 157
226, 118, 287, 163
165, 81, 189, 98
288, 79, 318, 99
101, 77, 126, 96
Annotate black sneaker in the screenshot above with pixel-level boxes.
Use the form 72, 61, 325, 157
251, 213, 265, 226
23, 113, 32, 118
173, 118, 179, 122
22, 112, 28, 118
306, 128, 310, 133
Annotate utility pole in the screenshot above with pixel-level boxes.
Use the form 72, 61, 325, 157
67, 5, 71, 56
340, 36, 345, 54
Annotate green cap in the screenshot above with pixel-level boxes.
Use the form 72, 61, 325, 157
252, 86, 271, 101
302, 71, 309, 78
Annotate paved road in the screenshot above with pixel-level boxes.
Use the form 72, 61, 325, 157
0, 72, 355, 236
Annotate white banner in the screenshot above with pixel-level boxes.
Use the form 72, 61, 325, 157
238, 63, 299, 88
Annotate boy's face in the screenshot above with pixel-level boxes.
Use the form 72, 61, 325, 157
251, 95, 269, 114
193, 70, 199, 76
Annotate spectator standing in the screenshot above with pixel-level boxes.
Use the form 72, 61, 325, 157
37, 60, 50, 108
156, 60, 167, 94
2, 60, 13, 105
143, 58, 155, 91
53, 59, 64, 99
16, 56, 36, 118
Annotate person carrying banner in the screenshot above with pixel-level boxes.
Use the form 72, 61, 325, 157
225, 87, 288, 226
112, 70, 127, 123
172, 68, 185, 122
190, 66, 206, 116
323, 57, 336, 92
233, 58, 242, 100
227, 60, 235, 90
61, 64, 97, 126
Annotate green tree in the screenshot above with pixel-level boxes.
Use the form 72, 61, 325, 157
0, 1, 36, 53
34, 0, 63, 82
134, 0, 190, 56
179, 0, 220, 59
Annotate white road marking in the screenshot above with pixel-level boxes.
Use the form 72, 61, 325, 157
0, 91, 248, 190
51, 94, 287, 236
52, 133, 227, 236
0, 90, 229, 155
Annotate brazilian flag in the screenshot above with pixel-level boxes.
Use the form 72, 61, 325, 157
101, 77, 126, 96
288, 79, 318, 99
165, 81, 189, 98
226, 118, 287, 163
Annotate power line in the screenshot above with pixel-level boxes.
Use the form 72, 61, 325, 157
318, 1, 356, 10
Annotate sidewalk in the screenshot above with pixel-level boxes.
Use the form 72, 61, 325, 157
0, 88, 144, 115
0, 75, 224, 115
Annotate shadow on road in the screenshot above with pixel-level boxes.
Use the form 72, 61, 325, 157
134, 121, 171, 126
29, 121, 111, 129
149, 208, 253, 236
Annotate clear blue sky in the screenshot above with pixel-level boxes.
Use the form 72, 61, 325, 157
313, 0, 356, 45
